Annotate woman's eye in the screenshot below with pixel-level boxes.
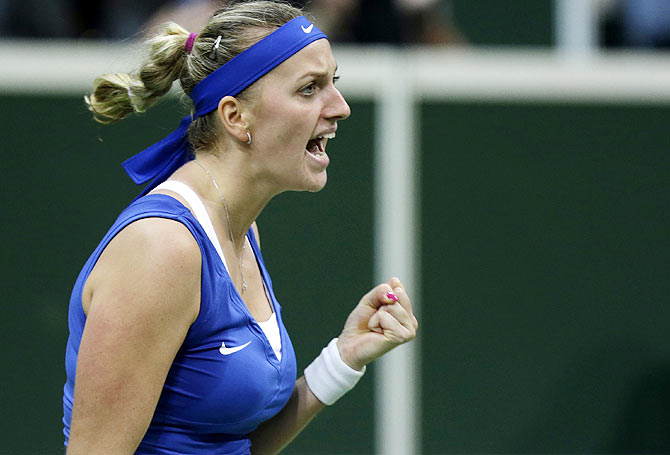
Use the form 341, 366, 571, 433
333, 75, 340, 84
300, 84, 315, 95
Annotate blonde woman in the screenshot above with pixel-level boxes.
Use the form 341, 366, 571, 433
63, 2, 417, 454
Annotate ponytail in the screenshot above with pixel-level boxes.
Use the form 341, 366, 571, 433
85, 22, 191, 124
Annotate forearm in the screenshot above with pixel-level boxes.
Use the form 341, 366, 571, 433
248, 376, 325, 454
248, 277, 418, 454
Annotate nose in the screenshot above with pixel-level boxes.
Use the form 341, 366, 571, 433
324, 85, 351, 121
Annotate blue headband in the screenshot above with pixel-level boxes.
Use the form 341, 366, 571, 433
121, 16, 327, 197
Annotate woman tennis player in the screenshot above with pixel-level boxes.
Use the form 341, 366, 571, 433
62, 1, 417, 453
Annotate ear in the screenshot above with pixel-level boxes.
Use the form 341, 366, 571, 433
216, 95, 253, 144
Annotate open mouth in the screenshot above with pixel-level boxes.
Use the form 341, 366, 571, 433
305, 132, 336, 158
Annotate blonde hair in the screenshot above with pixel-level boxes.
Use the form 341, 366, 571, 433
85, 1, 303, 152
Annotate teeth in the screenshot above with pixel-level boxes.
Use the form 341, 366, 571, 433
316, 132, 336, 140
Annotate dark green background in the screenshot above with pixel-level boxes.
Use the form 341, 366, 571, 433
2, 94, 669, 453
421, 102, 670, 453
449, 0, 553, 46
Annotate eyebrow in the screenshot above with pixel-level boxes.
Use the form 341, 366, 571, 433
297, 64, 339, 82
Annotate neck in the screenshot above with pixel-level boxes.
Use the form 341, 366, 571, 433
176, 151, 273, 249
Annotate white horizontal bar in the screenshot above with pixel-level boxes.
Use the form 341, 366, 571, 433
402, 48, 670, 103
0, 39, 141, 95
3, 40, 670, 103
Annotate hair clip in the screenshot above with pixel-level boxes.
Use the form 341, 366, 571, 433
209, 35, 222, 59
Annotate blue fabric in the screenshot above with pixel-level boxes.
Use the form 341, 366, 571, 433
122, 16, 327, 198
63, 195, 297, 454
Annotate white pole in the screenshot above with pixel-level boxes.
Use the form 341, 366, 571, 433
374, 50, 420, 455
555, 0, 599, 57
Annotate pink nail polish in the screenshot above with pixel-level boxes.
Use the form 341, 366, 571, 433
386, 292, 399, 303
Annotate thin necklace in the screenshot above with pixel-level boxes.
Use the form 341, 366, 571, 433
193, 158, 248, 293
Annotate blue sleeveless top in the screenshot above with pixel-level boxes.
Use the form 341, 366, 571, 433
62, 194, 297, 455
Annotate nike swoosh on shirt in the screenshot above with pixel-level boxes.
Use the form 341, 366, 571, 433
219, 340, 251, 355
301, 24, 314, 33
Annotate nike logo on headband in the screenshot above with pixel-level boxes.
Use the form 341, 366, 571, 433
301, 24, 314, 33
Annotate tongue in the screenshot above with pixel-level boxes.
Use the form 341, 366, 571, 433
306, 139, 321, 155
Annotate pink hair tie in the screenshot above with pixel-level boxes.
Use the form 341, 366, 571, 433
185, 32, 198, 54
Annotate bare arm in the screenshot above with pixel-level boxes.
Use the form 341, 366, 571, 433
248, 376, 325, 454
67, 218, 201, 455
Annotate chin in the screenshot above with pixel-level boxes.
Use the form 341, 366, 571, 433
307, 184, 326, 193
303, 172, 328, 193
306, 181, 327, 193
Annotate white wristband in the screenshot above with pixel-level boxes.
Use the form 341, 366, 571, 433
304, 338, 366, 405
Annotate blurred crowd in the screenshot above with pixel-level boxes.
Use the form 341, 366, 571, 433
2, 0, 670, 48
600, 0, 670, 48
0, 0, 465, 45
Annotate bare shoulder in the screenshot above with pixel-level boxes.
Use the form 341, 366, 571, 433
116, 217, 201, 271
84, 217, 201, 323
70, 218, 202, 451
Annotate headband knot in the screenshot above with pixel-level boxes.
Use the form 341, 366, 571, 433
123, 17, 327, 199
185, 32, 198, 54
